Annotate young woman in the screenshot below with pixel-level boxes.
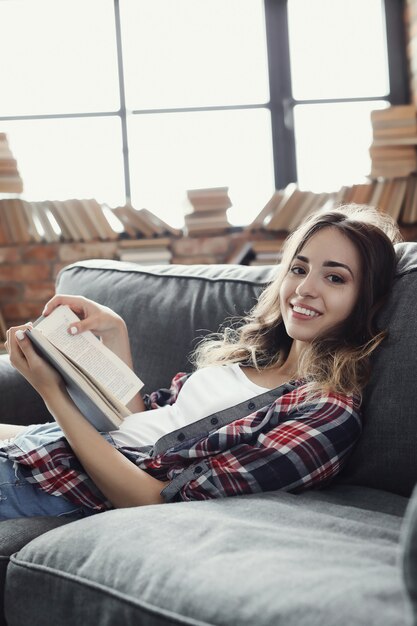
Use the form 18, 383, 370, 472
2, 204, 401, 520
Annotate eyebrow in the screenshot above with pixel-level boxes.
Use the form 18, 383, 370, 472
296, 255, 354, 278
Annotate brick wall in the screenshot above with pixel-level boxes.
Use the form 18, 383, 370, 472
0, 232, 251, 329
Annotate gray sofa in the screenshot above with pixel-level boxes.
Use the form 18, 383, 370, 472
1, 249, 417, 626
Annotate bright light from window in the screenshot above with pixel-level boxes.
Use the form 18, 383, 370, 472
294, 100, 387, 192
0, 0, 119, 116
0, 117, 126, 206
121, 0, 269, 109
288, 0, 389, 100
128, 108, 274, 228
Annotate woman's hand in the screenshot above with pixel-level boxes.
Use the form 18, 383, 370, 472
5, 325, 65, 399
43, 294, 138, 375
42, 294, 126, 344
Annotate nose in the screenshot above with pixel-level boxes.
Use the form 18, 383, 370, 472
295, 272, 318, 298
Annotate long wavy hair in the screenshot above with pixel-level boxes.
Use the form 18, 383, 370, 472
192, 204, 402, 397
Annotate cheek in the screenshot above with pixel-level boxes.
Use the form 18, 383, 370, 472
332, 290, 358, 322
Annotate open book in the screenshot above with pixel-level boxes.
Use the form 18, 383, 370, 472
25, 305, 144, 432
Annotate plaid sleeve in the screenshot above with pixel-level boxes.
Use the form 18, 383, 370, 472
143, 372, 191, 409
166, 392, 362, 502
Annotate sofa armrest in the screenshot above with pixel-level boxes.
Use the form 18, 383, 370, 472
0, 355, 51, 426
401, 485, 417, 621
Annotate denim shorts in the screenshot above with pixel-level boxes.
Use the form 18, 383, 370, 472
0, 423, 113, 521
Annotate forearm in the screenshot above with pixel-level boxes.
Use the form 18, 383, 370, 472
44, 387, 167, 508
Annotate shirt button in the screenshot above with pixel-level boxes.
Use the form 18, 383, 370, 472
248, 401, 256, 410
177, 433, 185, 442
194, 466, 203, 474
210, 417, 218, 425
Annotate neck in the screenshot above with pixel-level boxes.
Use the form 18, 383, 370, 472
281, 340, 305, 376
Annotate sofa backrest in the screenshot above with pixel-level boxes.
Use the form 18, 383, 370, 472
56, 244, 417, 498
56, 260, 277, 394
340, 241, 417, 497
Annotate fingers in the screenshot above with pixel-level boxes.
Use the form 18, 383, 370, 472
42, 294, 88, 317
6, 324, 33, 366
67, 314, 101, 336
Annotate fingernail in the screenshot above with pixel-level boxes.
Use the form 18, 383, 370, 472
69, 326, 78, 335
16, 330, 25, 341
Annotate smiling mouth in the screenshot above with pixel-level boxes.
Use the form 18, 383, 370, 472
291, 304, 321, 318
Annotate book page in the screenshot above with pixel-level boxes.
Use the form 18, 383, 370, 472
34, 305, 143, 405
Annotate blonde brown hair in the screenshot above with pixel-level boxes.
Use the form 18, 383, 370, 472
192, 204, 402, 397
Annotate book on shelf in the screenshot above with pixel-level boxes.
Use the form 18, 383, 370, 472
26, 305, 144, 432
186, 187, 232, 212
184, 186, 232, 236
118, 235, 172, 264
0, 309, 7, 342
184, 214, 230, 236
62, 199, 98, 242
369, 105, 417, 178
48, 200, 83, 242
401, 176, 417, 225
113, 205, 156, 239
0, 133, 23, 193
246, 190, 285, 231
22, 200, 43, 242
88, 201, 120, 241
138, 208, 182, 237
226, 240, 255, 265
32, 201, 61, 243
249, 239, 285, 266
118, 248, 172, 264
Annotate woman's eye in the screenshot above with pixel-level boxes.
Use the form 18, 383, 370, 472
327, 274, 345, 284
290, 265, 305, 275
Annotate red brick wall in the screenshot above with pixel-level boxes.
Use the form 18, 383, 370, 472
0, 233, 250, 329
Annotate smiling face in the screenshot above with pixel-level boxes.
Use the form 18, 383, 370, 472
279, 226, 361, 346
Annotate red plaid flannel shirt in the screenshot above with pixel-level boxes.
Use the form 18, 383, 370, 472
0, 372, 362, 511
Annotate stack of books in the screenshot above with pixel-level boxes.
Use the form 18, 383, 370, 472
117, 237, 172, 265
369, 105, 417, 178
184, 187, 232, 236
0, 133, 23, 193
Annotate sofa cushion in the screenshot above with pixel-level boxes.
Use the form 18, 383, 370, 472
339, 242, 417, 496
0, 355, 51, 427
401, 484, 417, 623
56, 261, 277, 395
5, 486, 412, 626
0, 516, 73, 626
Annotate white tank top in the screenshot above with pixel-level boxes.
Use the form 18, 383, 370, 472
110, 364, 269, 448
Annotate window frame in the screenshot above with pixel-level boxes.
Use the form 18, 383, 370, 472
0, 0, 410, 210
264, 0, 409, 189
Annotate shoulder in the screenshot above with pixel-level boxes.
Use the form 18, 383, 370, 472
281, 382, 362, 421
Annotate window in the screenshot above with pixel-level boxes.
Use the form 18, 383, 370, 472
0, 0, 408, 227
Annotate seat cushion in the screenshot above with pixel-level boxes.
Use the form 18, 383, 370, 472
5, 487, 412, 626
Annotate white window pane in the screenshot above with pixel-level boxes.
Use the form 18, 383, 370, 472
1, 118, 125, 205
128, 109, 274, 227
0, 0, 119, 115
294, 101, 387, 192
121, 0, 269, 109
288, 0, 389, 100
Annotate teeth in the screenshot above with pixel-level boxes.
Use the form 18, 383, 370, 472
292, 305, 319, 317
